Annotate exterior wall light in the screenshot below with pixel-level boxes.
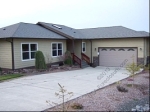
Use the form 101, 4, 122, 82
140, 48, 142, 51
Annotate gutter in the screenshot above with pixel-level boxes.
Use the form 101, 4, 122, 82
5, 38, 15, 70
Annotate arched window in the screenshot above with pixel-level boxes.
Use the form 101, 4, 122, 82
118, 48, 125, 51
110, 48, 116, 51
101, 48, 107, 51
128, 48, 134, 51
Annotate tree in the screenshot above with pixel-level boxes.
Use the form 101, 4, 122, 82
35, 51, 47, 70
126, 56, 142, 86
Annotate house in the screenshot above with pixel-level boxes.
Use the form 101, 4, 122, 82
0, 22, 149, 70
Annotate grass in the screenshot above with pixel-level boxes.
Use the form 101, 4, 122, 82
0, 74, 23, 81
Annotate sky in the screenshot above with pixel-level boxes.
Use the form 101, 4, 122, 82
0, 0, 149, 32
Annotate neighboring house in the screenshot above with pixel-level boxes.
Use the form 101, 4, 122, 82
0, 22, 149, 69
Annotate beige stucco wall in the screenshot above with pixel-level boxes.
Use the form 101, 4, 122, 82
13, 38, 66, 69
0, 39, 12, 69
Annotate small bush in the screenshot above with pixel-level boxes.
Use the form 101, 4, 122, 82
144, 64, 150, 70
126, 84, 132, 87
64, 51, 72, 66
35, 51, 47, 70
117, 85, 128, 92
71, 103, 83, 109
0, 67, 2, 75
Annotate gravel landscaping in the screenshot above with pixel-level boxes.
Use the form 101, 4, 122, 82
0, 65, 80, 76
45, 70, 149, 111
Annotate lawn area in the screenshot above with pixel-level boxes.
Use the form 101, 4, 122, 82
0, 74, 23, 81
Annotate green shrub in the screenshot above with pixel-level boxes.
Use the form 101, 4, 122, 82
71, 103, 83, 109
35, 51, 47, 70
126, 84, 132, 87
144, 64, 150, 70
0, 67, 2, 75
64, 51, 72, 66
126, 58, 143, 87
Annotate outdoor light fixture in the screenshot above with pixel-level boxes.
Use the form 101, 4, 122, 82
95, 48, 96, 51
140, 48, 142, 51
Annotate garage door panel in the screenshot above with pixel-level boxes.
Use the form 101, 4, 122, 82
99, 48, 137, 67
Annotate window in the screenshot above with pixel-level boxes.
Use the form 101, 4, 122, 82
52, 24, 62, 29
101, 48, 107, 51
82, 42, 86, 52
118, 48, 125, 51
21, 43, 38, 61
110, 48, 116, 51
52, 43, 63, 57
128, 48, 134, 51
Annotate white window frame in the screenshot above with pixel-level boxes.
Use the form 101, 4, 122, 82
51, 42, 63, 57
82, 42, 86, 52
21, 43, 38, 61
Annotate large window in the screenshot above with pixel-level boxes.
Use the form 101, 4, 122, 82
21, 43, 38, 61
82, 42, 86, 52
52, 43, 63, 57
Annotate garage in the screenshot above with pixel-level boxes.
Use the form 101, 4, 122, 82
99, 48, 137, 67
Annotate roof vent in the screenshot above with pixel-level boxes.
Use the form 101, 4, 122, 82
52, 24, 62, 29
3, 28, 6, 30
74, 32, 76, 33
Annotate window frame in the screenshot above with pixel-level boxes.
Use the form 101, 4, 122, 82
82, 42, 86, 53
51, 42, 63, 57
21, 43, 38, 61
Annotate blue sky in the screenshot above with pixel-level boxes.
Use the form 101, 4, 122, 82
0, 0, 149, 32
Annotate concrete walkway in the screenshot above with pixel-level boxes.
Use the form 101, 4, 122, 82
0, 66, 133, 111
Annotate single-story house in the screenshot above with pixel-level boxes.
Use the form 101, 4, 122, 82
0, 22, 149, 69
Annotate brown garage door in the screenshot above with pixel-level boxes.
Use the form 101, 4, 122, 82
99, 48, 137, 67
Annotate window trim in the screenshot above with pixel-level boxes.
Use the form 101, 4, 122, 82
82, 42, 86, 53
51, 42, 63, 57
21, 43, 38, 61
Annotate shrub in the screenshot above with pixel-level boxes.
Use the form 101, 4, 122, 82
126, 57, 143, 87
0, 67, 2, 75
46, 83, 73, 111
126, 84, 132, 87
117, 85, 128, 92
35, 51, 47, 70
71, 103, 83, 109
144, 64, 150, 70
64, 51, 72, 66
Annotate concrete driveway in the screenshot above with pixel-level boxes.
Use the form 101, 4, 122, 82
0, 66, 133, 111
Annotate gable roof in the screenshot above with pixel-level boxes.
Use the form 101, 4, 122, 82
37, 22, 84, 39
0, 22, 67, 39
0, 22, 149, 39
78, 26, 150, 39
37, 22, 149, 39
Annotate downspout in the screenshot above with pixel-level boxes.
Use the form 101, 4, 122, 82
144, 37, 147, 65
5, 38, 15, 70
81, 39, 82, 55
90, 40, 92, 64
